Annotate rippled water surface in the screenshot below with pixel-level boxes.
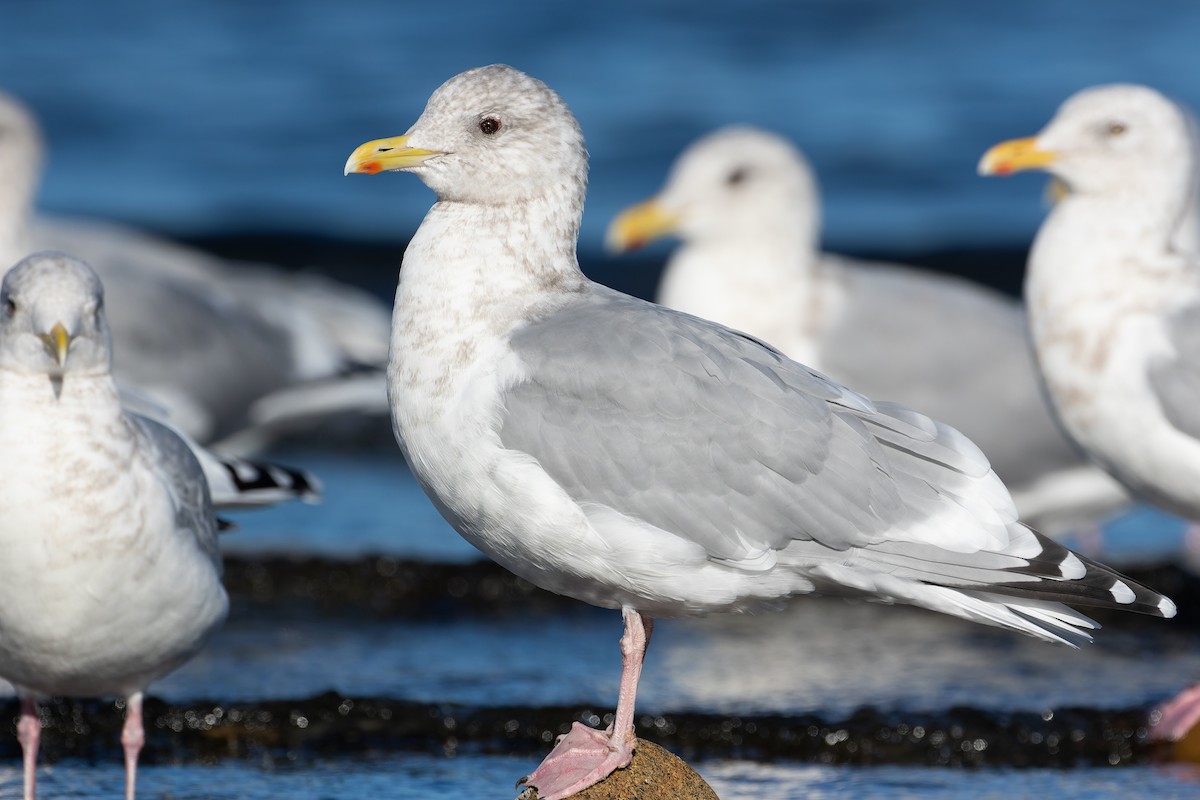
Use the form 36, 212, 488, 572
3, 758, 1199, 800
153, 600, 1193, 716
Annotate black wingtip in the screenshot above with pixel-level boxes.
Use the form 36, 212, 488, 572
223, 459, 323, 504
990, 525, 1178, 618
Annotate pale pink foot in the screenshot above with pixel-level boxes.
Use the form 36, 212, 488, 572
517, 722, 635, 799
1152, 683, 1200, 742
121, 693, 145, 800
17, 696, 39, 800
517, 608, 653, 800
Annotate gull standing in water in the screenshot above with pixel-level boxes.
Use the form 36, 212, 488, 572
0, 252, 318, 799
606, 126, 1128, 534
347, 66, 1174, 800
979, 82, 1200, 747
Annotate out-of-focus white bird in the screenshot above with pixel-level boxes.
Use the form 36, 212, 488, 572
346, 65, 1174, 800
980, 85, 1200, 532
979, 82, 1200, 745
606, 126, 1127, 535
0, 91, 389, 450
0, 252, 318, 800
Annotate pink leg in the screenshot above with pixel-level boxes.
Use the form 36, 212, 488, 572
121, 693, 144, 800
1152, 683, 1200, 742
518, 608, 653, 800
1185, 522, 1200, 556
17, 696, 38, 800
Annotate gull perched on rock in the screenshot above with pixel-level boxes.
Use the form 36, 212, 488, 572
606, 125, 1128, 534
0, 252, 318, 800
346, 65, 1175, 800
979, 82, 1200, 746
0, 91, 390, 449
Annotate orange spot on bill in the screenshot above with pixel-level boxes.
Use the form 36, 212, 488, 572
993, 164, 1013, 176
360, 161, 383, 175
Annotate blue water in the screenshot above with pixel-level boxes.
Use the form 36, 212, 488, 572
156, 596, 1196, 714
3, 758, 1199, 800
1, 1, 1199, 253
224, 451, 1199, 568
220, 452, 479, 562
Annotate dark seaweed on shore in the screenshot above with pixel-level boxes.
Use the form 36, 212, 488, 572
0, 693, 1161, 769
221, 555, 1200, 628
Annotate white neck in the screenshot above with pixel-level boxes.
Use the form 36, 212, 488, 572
0, 368, 123, 414
0, 370, 130, 501
388, 189, 587, 427
1025, 182, 1195, 444
1028, 189, 1190, 321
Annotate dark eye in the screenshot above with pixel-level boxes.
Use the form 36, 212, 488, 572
479, 117, 501, 136
726, 167, 749, 187
3, 297, 14, 316
1106, 121, 1128, 137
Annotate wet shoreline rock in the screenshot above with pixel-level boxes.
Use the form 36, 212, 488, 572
515, 740, 719, 800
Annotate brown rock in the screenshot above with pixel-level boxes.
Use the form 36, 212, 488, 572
1166, 722, 1200, 763
516, 739, 719, 800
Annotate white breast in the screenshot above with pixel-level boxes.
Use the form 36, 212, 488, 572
0, 372, 226, 697
1027, 204, 1200, 516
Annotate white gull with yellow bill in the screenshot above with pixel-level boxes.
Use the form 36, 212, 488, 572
346, 65, 1175, 800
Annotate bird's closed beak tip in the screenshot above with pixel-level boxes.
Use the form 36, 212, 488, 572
38, 321, 72, 366
605, 199, 680, 254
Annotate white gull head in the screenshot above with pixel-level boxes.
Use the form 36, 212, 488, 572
0, 251, 112, 378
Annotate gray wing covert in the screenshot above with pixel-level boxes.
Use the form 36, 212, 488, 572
499, 287, 1005, 567
1151, 302, 1200, 443
128, 414, 222, 567
817, 256, 1083, 482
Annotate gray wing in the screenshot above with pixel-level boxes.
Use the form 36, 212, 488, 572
502, 286, 1017, 564
816, 255, 1086, 486
128, 414, 222, 568
499, 286, 1168, 630
33, 218, 392, 446
1151, 303, 1200, 442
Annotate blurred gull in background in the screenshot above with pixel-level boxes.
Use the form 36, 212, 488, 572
978, 82, 1200, 746
0, 252, 320, 800
346, 64, 1175, 800
0, 91, 390, 452
606, 126, 1128, 535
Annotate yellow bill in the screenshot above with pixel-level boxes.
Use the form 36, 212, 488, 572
978, 136, 1059, 177
604, 199, 681, 253
344, 134, 445, 175
38, 322, 71, 366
